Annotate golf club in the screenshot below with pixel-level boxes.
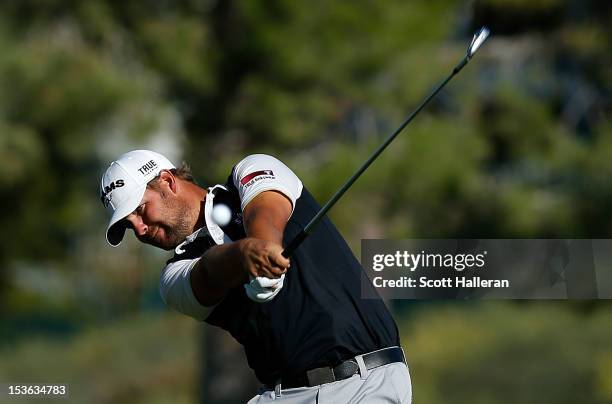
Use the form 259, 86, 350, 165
282, 27, 490, 258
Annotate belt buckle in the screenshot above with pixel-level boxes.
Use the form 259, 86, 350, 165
306, 366, 335, 386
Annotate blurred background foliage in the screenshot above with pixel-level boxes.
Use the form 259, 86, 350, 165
0, 0, 610, 403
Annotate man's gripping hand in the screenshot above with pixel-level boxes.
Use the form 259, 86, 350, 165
239, 238, 289, 302
238, 238, 289, 279
244, 273, 285, 302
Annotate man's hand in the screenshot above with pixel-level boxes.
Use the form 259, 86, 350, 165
238, 238, 290, 279
244, 273, 285, 302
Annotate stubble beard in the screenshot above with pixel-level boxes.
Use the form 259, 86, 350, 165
157, 193, 197, 250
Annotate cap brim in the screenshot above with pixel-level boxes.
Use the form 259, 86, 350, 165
105, 184, 146, 246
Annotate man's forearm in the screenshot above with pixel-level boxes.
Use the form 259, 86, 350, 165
190, 240, 249, 306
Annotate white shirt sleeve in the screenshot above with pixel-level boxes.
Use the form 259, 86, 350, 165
232, 154, 303, 212
159, 258, 212, 321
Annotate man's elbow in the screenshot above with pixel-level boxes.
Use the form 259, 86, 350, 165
190, 259, 229, 307
196, 289, 224, 307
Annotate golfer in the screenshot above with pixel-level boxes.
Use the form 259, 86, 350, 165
100, 149, 412, 403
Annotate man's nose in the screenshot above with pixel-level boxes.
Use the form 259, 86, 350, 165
126, 214, 148, 237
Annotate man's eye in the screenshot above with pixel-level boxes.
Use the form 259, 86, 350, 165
136, 204, 145, 214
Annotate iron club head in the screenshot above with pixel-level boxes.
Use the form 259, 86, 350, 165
467, 26, 490, 59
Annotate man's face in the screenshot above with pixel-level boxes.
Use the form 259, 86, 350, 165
124, 182, 194, 250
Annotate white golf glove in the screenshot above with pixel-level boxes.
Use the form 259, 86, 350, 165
244, 274, 285, 303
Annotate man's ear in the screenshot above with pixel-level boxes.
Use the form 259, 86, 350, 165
158, 170, 178, 194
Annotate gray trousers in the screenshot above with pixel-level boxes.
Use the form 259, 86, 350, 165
247, 362, 412, 404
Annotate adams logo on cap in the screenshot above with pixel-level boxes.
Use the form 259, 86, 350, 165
100, 179, 125, 207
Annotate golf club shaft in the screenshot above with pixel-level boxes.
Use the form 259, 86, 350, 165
282, 54, 471, 258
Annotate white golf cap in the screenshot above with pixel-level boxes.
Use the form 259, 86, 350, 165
100, 150, 175, 246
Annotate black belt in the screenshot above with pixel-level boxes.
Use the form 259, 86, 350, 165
279, 346, 406, 389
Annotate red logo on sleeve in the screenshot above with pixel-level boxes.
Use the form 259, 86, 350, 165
240, 170, 275, 185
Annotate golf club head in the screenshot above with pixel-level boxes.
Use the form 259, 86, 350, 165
467, 26, 490, 59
